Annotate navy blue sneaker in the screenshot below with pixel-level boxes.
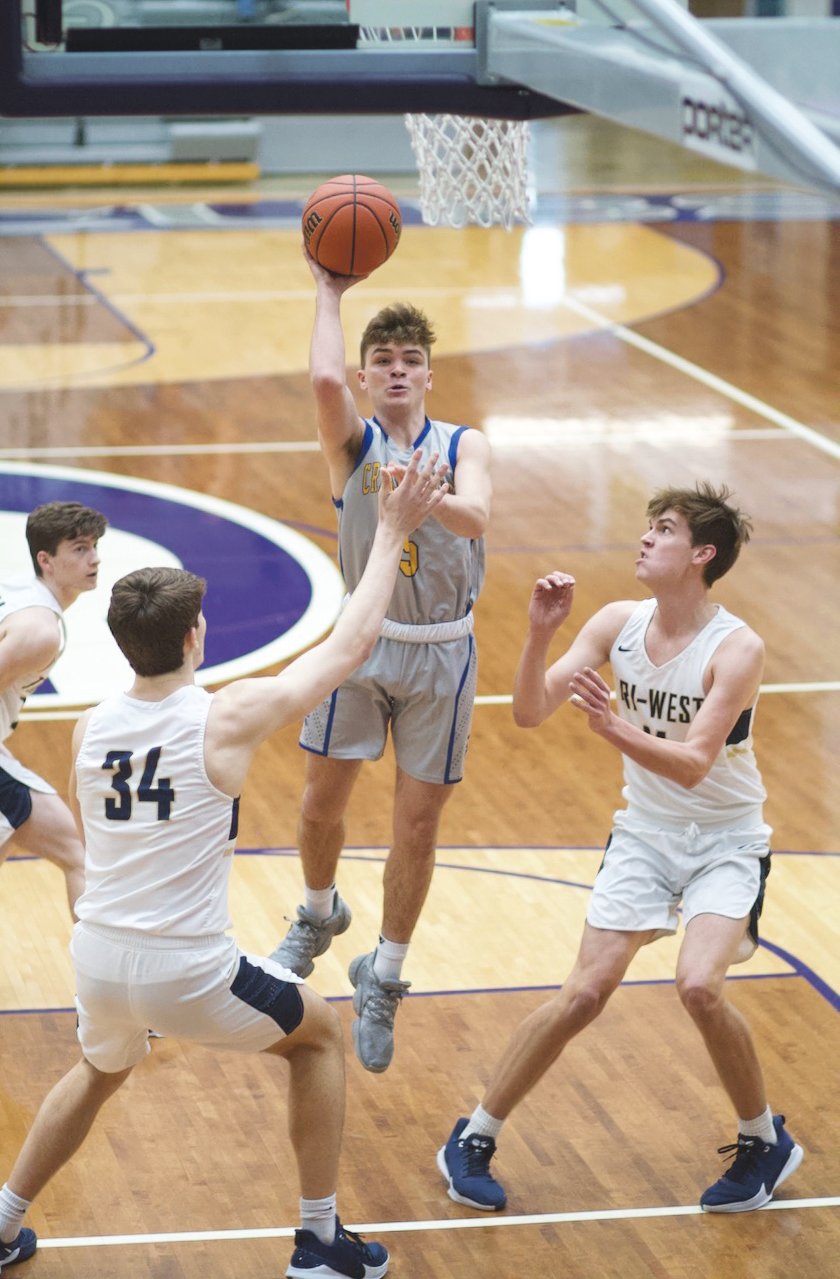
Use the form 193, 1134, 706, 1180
0, 1228, 37, 1269
437, 1117, 507, 1211
286, 1217, 388, 1278
701, 1114, 804, 1212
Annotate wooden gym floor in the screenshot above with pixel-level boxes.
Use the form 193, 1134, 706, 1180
0, 116, 838, 1278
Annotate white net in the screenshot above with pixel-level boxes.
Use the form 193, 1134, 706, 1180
357, 23, 531, 229
404, 113, 531, 229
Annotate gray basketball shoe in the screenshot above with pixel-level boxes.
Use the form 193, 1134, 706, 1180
348, 950, 411, 1073
270, 893, 352, 978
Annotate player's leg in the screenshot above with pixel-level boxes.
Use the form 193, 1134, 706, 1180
259, 981, 388, 1277
347, 638, 475, 1073
382, 768, 453, 942
677, 911, 766, 1116
270, 755, 362, 977
348, 770, 453, 1074
439, 924, 650, 1209
677, 912, 803, 1211
8, 790, 85, 919
264, 985, 345, 1199
0, 1059, 132, 1263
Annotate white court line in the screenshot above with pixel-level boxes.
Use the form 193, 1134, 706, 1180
560, 294, 840, 462
0, 442, 322, 460
18, 681, 840, 722
474, 682, 840, 704
0, 428, 788, 461
35, 1196, 840, 1249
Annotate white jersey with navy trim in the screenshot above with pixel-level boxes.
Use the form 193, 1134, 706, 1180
335, 416, 485, 626
75, 685, 240, 937
611, 598, 766, 824
0, 574, 65, 744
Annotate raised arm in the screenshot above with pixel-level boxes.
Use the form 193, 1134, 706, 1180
432, 428, 492, 539
568, 626, 765, 788
512, 573, 629, 728
205, 452, 449, 792
305, 249, 367, 497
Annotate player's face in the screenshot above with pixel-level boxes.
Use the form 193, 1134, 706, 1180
193, 611, 207, 670
636, 509, 698, 583
40, 535, 101, 598
359, 343, 432, 411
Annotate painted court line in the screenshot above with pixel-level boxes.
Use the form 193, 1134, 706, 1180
35, 1197, 840, 1249
0, 441, 322, 460
0, 429, 792, 461
18, 680, 840, 722
561, 294, 840, 462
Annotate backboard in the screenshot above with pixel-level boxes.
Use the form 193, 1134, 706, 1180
0, 0, 565, 118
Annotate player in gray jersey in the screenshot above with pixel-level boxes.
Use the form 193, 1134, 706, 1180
0, 452, 447, 1279
0, 501, 107, 917
438, 482, 802, 1216
271, 251, 492, 1074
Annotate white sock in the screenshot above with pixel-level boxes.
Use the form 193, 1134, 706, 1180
462, 1104, 504, 1142
739, 1106, 776, 1144
299, 1195, 337, 1245
373, 936, 409, 983
303, 885, 337, 923
0, 1184, 30, 1244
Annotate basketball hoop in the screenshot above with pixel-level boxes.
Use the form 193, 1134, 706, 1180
357, 22, 531, 229
404, 112, 531, 230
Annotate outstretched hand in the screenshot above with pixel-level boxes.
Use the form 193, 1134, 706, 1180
378, 450, 449, 535
528, 571, 576, 633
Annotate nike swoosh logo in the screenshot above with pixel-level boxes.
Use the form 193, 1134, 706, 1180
617, 645, 633, 651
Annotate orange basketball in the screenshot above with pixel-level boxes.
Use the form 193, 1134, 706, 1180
302, 174, 402, 277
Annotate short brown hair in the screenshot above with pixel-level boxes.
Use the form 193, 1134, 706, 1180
26, 502, 107, 576
107, 567, 207, 677
646, 481, 752, 586
360, 303, 436, 365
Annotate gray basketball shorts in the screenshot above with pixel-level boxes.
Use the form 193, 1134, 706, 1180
300, 632, 477, 785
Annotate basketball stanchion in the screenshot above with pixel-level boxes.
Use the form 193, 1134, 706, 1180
357, 22, 531, 229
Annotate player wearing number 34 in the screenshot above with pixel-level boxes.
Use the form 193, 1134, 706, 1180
0, 453, 447, 1279
439, 483, 803, 1218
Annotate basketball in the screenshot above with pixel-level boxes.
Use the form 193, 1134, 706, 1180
302, 174, 402, 277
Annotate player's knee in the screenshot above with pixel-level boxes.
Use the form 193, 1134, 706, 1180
676, 971, 721, 1020
574, 982, 611, 1022
300, 785, 345, 828
562, 975, 614, 1028
299, 991, 343, 1051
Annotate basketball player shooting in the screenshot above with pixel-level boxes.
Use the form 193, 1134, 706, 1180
270, 227, 492, 1074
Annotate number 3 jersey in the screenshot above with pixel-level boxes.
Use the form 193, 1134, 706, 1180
611, 598, 766, 824
75, 684, 240, 936
337, 416, 485, 625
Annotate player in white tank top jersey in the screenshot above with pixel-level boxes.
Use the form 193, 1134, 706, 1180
0, 501, 106, 918
75, 685, 239, 936
274, 254, 493, 1076
437, 483, 802, 1218
0, 451, 447, 1277
611, 596, 766, 823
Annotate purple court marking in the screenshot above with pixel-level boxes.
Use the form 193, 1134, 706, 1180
0, 471, 311, 670
237, 846, 840, 1012
38, 236, 157, 381
2, 193, 838, 238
